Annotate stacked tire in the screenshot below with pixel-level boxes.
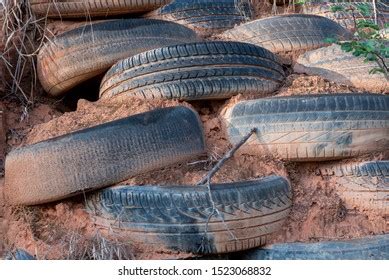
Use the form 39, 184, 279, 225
3, 0, 388, 260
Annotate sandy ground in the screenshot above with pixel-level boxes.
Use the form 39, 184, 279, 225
0, 1, 387, 259
0, 72, 387, 259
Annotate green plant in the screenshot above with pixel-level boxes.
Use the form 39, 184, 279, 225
325, 3, 388, 76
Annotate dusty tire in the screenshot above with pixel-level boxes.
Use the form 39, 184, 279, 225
86, 176, 292, 254
37, 19, 199, 96
100, 41, 285, 101
318, 161, 389, 216
221, 14, 351, 63
238, 235, 389, 260
303, 2, 389, 31
223, 94, 389, 162
294, 44, 389, 93
4, 107, 205, 205
146, 0, 254, 36
30, 0, 169, 18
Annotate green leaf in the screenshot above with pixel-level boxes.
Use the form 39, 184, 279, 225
369, 68, 384, 75
355, 3, 372, 17
324, 37, 338, 44
365, 52, 377, 61
340, 42, 353, 52
357, 20, 379, 30
330, 5, 345, 12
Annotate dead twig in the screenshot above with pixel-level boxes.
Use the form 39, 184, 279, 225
197, 128, 257, 185
197, 128, 257, 252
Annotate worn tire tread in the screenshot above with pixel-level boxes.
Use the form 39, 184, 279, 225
100, 41, 285, 101
86, 176, 292, 254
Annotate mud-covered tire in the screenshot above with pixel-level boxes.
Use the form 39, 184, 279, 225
6, 249, 36, 260
223, 94, 389, 162
146, 0, 254, 36
302, 2, 389, 31
100, 41, 285, 101
37, 19, 198, 96
237, 235, 389, 260
30, 0, 169, 18
4, 107, 205, 205
294, 45, 389, 93
221, 14, 351, 63
86, 176, 292, 254
318, 161, 389, 215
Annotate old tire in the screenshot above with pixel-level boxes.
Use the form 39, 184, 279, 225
4, 107, 205, 205
302, 2, 389, 31
146, 0, 254, 36
238, 235, 389, 260
86, 176, 292, 254
30, 0, 169, 18
100, 41, 285, 101
37, 19, 198, 96
318, 161, 389, 215
222, 14, 351, 63
294, 44, 389, 93
223, 94, 389, 161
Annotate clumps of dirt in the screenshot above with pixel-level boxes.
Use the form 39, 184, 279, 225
26, 96, 287, 186
276, 74, 362, 96
26, 98, 187, 145
251, 0, 298, 19
4, 87, 386, 259
4, 99, 61, 149
273, 162, 387, 243
0, 179, 7, 257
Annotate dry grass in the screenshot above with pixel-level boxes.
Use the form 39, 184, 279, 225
1, 0, 46, 118
9, 204, 134, 260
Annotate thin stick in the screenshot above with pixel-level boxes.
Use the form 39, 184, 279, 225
197, 128, 257, 185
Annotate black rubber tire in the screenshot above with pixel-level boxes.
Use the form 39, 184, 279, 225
146, 0, 254, 36
4, 106, 205, 205
302, 2, 389, 31
37, 19, 199, 96
317, 161, 389, 215
294, 44, 389, 93
223, 94, 389, 161
221, 14, 351, 63
6, 249, 36, 260
30, 0, 169, 18
86, 176, 292, 254
100, 41, 285, 101
237, 235, 389, 260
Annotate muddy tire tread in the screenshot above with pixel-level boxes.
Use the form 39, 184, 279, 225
86, 176, 292, 254
222, 14, 351, 62
30, 0, 169, 18
239, 235, 389, 260
224, 94, 389, 161
148, 0, 254, 34
37, 19, 198, 96
100, 41, 285, 101
4, 107, 205, 205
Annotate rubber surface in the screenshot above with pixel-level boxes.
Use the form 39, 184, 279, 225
223, 94, 389, 161
100, 41, 285, 101
237, 235, 389, 260
4, 106, 206, 205
37, 19, 199, 96
303, 1, 389, 30
318, 161, 389, 215
294, 44, 389, 93
222, 14, 351, 63
6, 249, 36, 260
30, 0, 169, 18
86, 176, 292, 254
146, 0, 254, 36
